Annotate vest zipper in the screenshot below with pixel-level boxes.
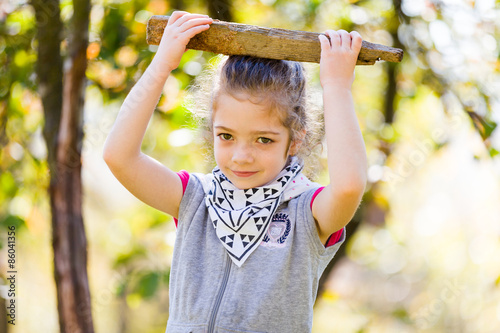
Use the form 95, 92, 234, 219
208, 256, 232, 333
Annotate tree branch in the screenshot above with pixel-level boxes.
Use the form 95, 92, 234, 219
147, 15, 403, 65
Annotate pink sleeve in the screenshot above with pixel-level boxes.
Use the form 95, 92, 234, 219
173, 171, 190, 228
310, 187, 344, 248
177, 170, 189, 195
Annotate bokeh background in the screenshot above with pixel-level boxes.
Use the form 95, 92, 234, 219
1, 0, 500, 332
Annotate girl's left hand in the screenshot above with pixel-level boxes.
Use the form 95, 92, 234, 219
318, 30, 362, 90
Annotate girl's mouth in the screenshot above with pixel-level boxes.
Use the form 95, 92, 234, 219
231, 170, 258, 177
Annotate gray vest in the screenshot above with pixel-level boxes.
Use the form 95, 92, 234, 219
166, 174, 345, 333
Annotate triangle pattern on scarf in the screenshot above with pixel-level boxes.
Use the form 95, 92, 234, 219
253, 216, 265, 224
240, 234, 255, 245
244, 188, 259, 199
255, 221, 265, 231
220, 234, 235, 248
263, 205, 273, 212
263, 188, 279, 199
205, 157, 316, 267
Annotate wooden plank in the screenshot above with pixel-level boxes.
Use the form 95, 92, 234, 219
146, 15, 403, 65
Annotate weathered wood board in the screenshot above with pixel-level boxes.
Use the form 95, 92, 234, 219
147, 15, 403, 65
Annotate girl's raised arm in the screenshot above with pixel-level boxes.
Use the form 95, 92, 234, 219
103, 12, 212, 218
312, 30, 368, 243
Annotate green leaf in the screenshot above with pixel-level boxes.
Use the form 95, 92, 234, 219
467, 111, 498, 140
1, 215, 25, 229
113, 247, 147, 268
135, 272, 159, 299
0, 172, 18, 197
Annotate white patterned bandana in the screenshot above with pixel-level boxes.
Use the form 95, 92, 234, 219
205, 157, 318, 267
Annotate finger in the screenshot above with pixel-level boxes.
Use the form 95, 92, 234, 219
182, 23, 211, 40
337, 29, 351, 50
350, 31, 363, 53
168, 11, 189, 25
324, 30, 340, 48
318, 34, 331, 51
171, 13, 211, 28
177, 17, 213, 33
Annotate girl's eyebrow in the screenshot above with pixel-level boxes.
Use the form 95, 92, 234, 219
214, 125, 281, 136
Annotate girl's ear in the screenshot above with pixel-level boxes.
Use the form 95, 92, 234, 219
289, 130, 306, 156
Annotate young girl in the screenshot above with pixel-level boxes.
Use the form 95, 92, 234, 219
103, 11, 367, 333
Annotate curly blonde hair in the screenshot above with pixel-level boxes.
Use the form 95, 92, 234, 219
184, 55, 324, 178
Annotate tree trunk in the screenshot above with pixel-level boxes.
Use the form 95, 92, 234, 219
208, 0, 233, 22
169, 0, 186, 11
32, 0, 94, 331
0, 296, 7, 333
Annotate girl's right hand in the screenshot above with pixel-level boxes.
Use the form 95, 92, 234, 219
153, 11, 213, 72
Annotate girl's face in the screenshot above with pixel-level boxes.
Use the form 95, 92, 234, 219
213, 93, 299, 190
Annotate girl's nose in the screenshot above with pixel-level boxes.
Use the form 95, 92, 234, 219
231, 144, 254, 164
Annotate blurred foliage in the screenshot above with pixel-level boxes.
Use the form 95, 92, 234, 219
0, 0, 499, 332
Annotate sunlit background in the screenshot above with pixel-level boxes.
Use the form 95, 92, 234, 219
1, 0, 499, 332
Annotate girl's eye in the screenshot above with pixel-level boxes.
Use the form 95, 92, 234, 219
257, 137, 273, 144
218, 133, 233, 141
